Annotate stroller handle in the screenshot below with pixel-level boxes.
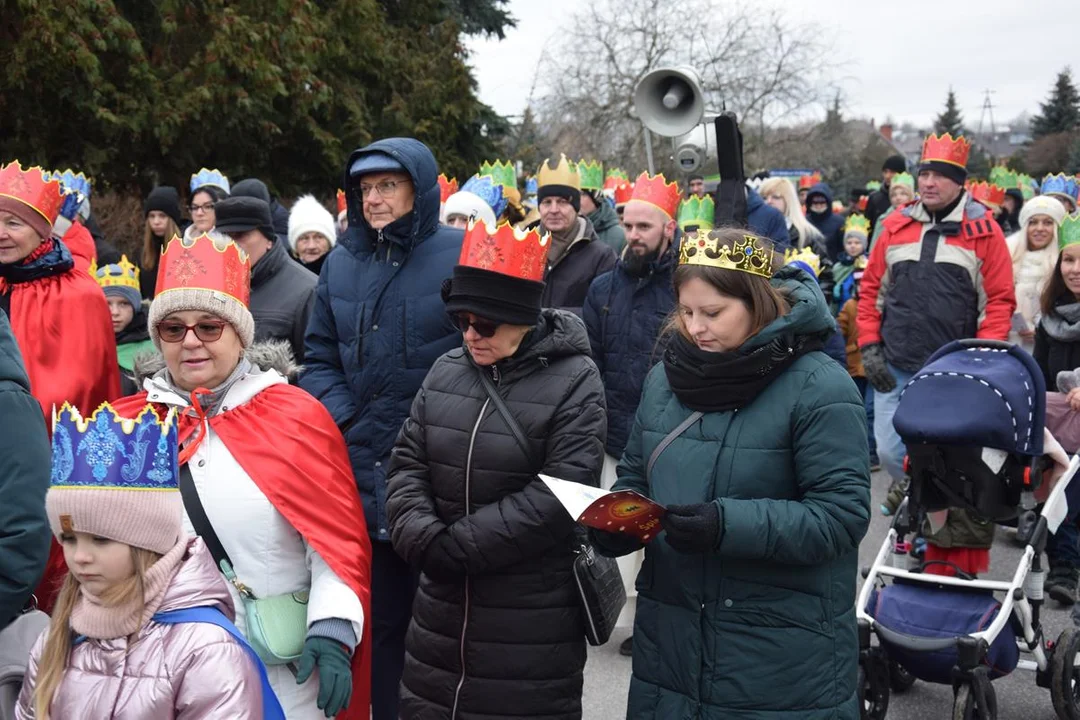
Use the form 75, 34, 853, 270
874, 623, 960, 652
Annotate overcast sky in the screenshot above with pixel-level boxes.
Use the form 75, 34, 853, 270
467, 0, 1080, 130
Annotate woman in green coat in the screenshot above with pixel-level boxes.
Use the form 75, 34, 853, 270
594, 228, 871, 719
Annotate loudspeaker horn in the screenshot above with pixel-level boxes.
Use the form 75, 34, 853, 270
633, 66, 706, 138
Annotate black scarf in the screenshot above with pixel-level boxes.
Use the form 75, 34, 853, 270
663, 331, 822, 412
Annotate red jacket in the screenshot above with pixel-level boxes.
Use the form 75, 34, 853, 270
857, 195, 1015, 372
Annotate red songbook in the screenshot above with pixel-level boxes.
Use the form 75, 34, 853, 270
540, 474, 666, 543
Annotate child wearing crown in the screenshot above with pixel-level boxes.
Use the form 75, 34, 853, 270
92, 256, 155, 396
17, 404, 282, 720
588, 227, 870, 718
830, 214, 870, 314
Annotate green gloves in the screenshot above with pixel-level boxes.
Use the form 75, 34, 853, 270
296, 637, 353, 717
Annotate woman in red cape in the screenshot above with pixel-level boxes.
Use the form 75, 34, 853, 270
114, 231, 371, 719
0, 161, 119, 613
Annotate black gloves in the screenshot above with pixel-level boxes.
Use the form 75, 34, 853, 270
420, 532, 466, 582
661, 502, 722, 554
861, 343, 896, 393
588, 528, 645, 558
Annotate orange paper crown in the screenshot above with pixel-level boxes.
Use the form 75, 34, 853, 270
459, 221, 550, 282
613, 182, 635, 206
438, 174, 459, 204
155, 233, 251, 307
798, 172, 822, 191
336, 188, 346, 215
0, 160, 64, 228
965, 180, 1006, 208
629, 172, 681, 219
921, 133, 971, 168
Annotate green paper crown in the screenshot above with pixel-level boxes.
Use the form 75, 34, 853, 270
989, 166, 1018, 188
1019, 173, 1036, 201
866, 180, 882, 192
576, 160, 604, 191
1060, 216, 1080, 250
605, 168, 629, 182
891, 172, 915, 190
479, 160, 517, 189
677, 196, 715, 230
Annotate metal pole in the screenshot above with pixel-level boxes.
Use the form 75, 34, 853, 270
643, 125, 656, 175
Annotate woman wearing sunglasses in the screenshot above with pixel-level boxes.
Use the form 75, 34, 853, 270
386, 222, 606, 720
111, 233, 373, 720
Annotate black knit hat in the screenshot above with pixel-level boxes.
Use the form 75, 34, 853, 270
537, 184, 580, 212
144, 186, 183, 227
918, 160, 967, 187
882, 155, 907, 174
214, 196, 275, 241
442, 266, 545, 327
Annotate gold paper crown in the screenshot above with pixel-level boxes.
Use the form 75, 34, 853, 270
89, 255, 140, 291
537, 154, 580, 191
784, 246, 821, 278
843, 214, 871, 237
679, 231, 775, 278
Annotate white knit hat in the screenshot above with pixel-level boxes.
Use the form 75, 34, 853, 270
288, 195, 337, 253
1020, 195, 1067, 229
442, 190, 497, 228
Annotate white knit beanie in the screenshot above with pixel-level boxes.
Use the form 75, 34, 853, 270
288, 195, 337, 253
1020, 195, 1067, 229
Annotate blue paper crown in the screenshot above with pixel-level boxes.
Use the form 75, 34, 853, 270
190, 167, 230, 195
461, 174, 508, 219
47, 170, 91, 221
1041, 173, 1079, 201
51, 403, 178, 491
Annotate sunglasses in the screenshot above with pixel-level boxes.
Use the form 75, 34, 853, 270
451, 313, 500, 338
156, 320, 227, 343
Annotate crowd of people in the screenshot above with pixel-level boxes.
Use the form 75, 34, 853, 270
0, 125, 1079, 720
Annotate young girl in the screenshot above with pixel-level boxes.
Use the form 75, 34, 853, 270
17, 403, 281, 719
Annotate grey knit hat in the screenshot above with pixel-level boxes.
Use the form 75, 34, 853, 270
147, 234, 254, 349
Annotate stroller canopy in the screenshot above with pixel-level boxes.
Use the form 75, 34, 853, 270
893, 340, 1045, 457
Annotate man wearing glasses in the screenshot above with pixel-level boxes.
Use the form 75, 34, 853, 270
301, 137, 463, 720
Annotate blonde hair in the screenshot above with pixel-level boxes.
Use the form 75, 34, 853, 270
759, 178, 823, 249
142, 217, 181, 271
33, 547, 161, 720
1006, 220, 1059, 270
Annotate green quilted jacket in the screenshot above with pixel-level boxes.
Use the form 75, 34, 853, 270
612, 267, 871, 719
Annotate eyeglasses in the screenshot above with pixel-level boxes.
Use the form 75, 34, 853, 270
356, 180, 407, 200
189, 202, 215, 214
156, 320, 227, 343
452, 313, 500, 338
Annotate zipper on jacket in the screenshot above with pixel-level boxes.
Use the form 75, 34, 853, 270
450, 396, 491, 720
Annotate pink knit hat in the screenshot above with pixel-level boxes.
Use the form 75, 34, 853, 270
46, 403, 182, 555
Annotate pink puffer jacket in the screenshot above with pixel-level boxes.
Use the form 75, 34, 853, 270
16, 539, 264, 719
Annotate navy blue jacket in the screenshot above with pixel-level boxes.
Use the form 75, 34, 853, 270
746, 187, 790, 249
301, 138, 464, 540
805, 183, 845, 260
583, 247, 677, 458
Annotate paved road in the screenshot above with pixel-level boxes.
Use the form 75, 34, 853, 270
581, 468, 1076, 719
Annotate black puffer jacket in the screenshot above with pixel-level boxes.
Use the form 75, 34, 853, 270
386, 309, 606, 720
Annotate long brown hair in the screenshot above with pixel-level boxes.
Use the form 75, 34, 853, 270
666, 230, 790, 343
1041, 252, 1078, 318
33, 546, 161, 720
142, 217, 180, 270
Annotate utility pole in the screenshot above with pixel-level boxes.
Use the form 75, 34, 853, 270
976, 89, 996, 145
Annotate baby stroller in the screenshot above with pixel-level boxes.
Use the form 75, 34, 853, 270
856, 339, 1080, 720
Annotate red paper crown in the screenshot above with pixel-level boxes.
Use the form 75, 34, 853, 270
155, 234, 251, 307
336, 188, 346, 215
613, 182, 634, 206
459, 221, 550, 282
921, 133, 971, 168
438, 174, 459, 203
798, 172, 822, 190
629, 172, 681, 219
0, 160, 64, 228
966, 181, 1006, 208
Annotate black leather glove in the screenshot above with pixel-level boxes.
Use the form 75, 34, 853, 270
861, 343, 897, 393
589, 527, 644, 558
661, 502, 722, 554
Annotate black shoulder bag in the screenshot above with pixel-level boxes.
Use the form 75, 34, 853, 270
477, 368, 626, 646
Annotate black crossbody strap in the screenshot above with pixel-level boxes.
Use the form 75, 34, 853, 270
177, 463, 234, 572
477, 368, 538, 469
646, 411, 703, 482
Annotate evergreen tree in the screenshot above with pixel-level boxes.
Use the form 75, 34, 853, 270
934, 89, 965, 136
1032, 68, 1080, 139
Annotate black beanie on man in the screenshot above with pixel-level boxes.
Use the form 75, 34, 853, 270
882, 155, 907, 174
918, 160, 968, 187
214, 196, 276, 242
538, 184, 581, 212
144, 186, 183, 227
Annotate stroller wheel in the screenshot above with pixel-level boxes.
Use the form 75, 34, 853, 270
1051, 627, 1080, 720
952, 681, 997, 720
858, 661, 890, 720
889, 659, 916, 693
